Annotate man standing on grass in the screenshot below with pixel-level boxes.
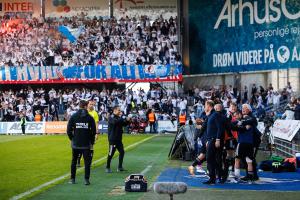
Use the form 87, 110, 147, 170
20, 113, 26, 135
67, 100, 96, 185
77, 100, 99, 167
106, 106, 130, 173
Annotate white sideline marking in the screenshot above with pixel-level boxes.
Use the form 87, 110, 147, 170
10, 135, 157, 200
140, 165, 152, 175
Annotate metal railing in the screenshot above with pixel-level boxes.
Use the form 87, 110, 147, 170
274, 132, 300, 157
252, 99, 289, 117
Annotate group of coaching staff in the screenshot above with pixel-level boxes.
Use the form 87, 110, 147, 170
189, 100, 261, 184
67, 100, 129, 185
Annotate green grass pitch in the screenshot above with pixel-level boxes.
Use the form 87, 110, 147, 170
1, 134, 299, 200
0, 134, 153, 200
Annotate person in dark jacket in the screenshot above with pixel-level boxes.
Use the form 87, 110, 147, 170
295, 97, 300, 120
67, 100, 96, 185
224, 102, 239, 180
214, 104, 227, 183
188, 112, 208, 176
231, 104, 257, 182
106, 106, 130, 173
204, 100, 224, 185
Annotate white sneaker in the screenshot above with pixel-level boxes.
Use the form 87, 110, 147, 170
229, 171, 235, 178
196, 166, 206, 174
230, 177, 240, 183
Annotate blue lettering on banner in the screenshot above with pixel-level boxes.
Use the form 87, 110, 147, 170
98, 121, 108, 134
99, 65, 107, 79
0, 65, 182, 82
0, 123, 7, 134
111, 65, 122, 79
130, 65, 136, 79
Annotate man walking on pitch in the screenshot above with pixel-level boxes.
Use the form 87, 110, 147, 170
106, 106, 130, 173
67, 100, 96, 185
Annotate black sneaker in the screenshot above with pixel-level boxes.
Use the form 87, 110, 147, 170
203, 180, 215, 185
105, 168, 112, 173
252, 175, 259, 181
84, 179, 90, 185
218, 177, 227, 184
117, 167, 126, 172
241, 175, 251, 182
69, 179, 75, 184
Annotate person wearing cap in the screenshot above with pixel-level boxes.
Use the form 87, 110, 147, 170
67, 100, 96, 185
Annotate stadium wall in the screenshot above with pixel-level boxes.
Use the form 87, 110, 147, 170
0, 1, 177, 19
182, 0, 300, 93
183, 69, 300, 94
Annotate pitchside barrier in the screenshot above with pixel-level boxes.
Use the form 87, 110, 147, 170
145, 120, 178, 133
0, 122, 62, 135
0, 120, 178, 135
270, 120, 300, 157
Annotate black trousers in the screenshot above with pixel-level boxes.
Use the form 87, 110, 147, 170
106, 141, 125, 169
71, 148, 93, 180
216, 142, 224, 179
21, 125, 25, 135
253, 146, 259, 177
244, 145, 259, 177
206, 139, 224, 181
149, 122, 156, 133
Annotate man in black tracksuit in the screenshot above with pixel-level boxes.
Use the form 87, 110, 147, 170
204, 100, 224, 185
106, 106, 130, 173
214, 104, 227, 183
67, 100, 96, 185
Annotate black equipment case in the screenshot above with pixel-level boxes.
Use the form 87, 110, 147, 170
125, 174, 147, 192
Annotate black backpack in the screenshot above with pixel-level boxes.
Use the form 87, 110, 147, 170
282, 161, 296, 172
259, 160, 273, 171
272, 161, 283, 173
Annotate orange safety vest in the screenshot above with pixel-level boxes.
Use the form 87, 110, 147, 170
179, 114, 186, 124
35, 114, 42, 122
148, 113, 155, 122
284, 157, 296, 166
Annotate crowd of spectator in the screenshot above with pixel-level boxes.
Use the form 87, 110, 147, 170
0, 14, 181, 67
0, 86, 181, 122
0, 82, 299, 123
188, 82, 299, 120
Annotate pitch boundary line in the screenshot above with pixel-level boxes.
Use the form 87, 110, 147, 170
10, 135, 157, 200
